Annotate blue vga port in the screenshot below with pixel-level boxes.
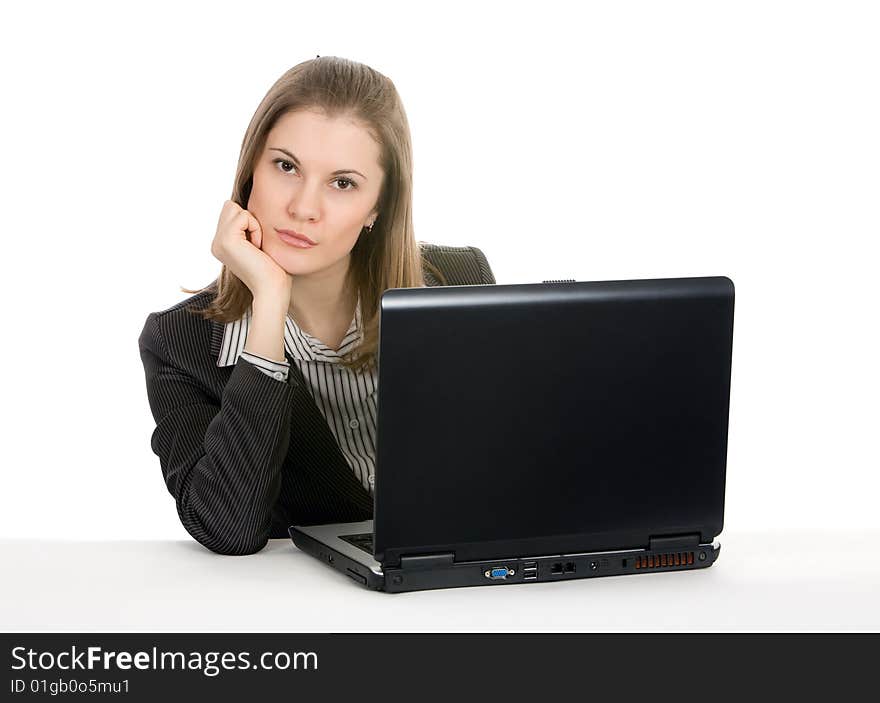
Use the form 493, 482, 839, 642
484, 566, 514, 580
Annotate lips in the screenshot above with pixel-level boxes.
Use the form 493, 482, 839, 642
275, 228, 317, 245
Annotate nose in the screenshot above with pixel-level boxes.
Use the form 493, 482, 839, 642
287, 180, 321, 223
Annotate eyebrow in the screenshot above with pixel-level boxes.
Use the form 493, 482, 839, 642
268, 147, 367, 179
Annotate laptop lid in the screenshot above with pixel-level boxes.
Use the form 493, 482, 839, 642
373, 276, 734, 567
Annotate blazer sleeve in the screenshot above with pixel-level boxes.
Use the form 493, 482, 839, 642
138, 312, 294, 556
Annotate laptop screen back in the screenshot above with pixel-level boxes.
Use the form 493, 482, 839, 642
373, 277, 734, 565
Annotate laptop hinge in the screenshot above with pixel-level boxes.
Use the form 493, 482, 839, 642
399, 552, 455, 570
649, 533, 701, 551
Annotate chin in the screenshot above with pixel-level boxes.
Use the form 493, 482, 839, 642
277, 259, 318, 276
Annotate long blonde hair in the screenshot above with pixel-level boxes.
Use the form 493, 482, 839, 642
182, 55, 445, 373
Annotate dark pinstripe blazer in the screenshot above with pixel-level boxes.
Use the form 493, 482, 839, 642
138, 243, 495, 555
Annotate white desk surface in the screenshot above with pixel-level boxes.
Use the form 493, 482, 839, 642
2, 529, 877, 632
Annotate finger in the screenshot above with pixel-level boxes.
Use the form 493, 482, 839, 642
232, 209, 253, 241
222, 199, 240, 225
217, 200, 234, 230
247, 211, 263, 249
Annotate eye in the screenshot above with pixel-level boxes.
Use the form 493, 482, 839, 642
273, 158, 296, 174
332, 177, 357, 191
272, 159, 358, 191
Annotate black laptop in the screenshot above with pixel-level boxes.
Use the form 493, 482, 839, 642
289, 276, 734, 593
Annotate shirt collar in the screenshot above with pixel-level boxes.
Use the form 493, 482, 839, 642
217, 293, 363, 367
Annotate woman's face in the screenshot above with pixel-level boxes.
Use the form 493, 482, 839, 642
247, 108, 384, 278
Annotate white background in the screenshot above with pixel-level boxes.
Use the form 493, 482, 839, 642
2, 0, 877, 545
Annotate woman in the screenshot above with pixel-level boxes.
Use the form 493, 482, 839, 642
138, 56, 495, 556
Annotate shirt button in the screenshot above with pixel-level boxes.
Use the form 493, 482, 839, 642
368, 474, 375, 486
349, 418, 359, 429
273, 371, 284, 381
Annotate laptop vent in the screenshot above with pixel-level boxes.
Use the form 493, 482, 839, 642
635, 552, 694, 569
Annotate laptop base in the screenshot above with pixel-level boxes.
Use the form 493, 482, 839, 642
382, 543, 721, 593
290, 523, 720, 593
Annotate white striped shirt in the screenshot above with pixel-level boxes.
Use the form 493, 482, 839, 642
216, 295, 378, 494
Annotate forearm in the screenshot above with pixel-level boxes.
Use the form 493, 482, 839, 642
174, 359, 294, 555
140, 311, 294, 556
243, 296, 288, 362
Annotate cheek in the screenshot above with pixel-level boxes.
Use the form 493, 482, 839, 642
336, 220, 367, 250
245, 186, 259, 214
247, 181, 262, 210
247, 170, 275, 213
